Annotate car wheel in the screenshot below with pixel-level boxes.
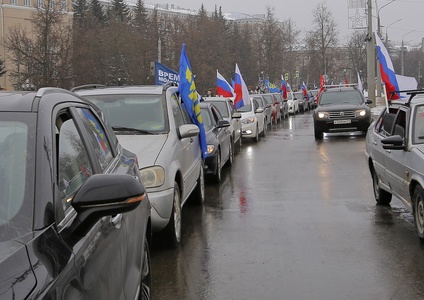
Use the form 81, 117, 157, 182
372, 169, 392, 205
190, 164, 205, 205
260, 122, 267, 137
413, 185, 424, 239
212, 150, 221, 183
139, 238, 151, 300
314, 127, 323, 140
164, 183, 181, 246
254, 125, 259, 142
226, 140, 234, 167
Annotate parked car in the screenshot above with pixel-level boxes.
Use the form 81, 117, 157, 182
365, 90, 424, 240
200, 102, 232, 183
262, 93, 282, 124
313, 85, 372, 139
286, 90, 299, 114
273, 92, 289, 119
238, 98, 266, 142
204, 96, 242, 151
73, 84, 204, 246
251, 94, 272, 128
0, 87, 151, 299
294, 91, 308, 113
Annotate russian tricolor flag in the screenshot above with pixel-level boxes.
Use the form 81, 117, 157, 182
375, 33, 417, 100
281, 75, 288, 99
216, 70, 234, 97
233, 64, 250, 109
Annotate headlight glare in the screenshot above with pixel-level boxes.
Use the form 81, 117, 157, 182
207, 144, 215, 154
318, 112, 328, 119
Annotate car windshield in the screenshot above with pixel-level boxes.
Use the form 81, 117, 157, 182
84, 94, 168, 134
319, 90, 362, 105
262, 95, 272, 104
0, 113, 35, 241
238, 101, 252, 112
413, 105, 424, 144
294, 92, 304, 100
209, 101, 229, 118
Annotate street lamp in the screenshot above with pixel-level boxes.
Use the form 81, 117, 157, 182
385, 18, 402, 42
377, 0, 396, 38
401, 29, 415, 75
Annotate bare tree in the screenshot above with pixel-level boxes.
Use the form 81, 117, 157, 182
6, 0, 74, 89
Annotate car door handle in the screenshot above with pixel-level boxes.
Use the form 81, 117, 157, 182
189, 137, 194, 143
385, 149, 391, 153
111, 214, 122, 228
372, 140, 377, 145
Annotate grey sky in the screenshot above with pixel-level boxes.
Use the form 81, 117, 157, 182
152, 0, 424, 46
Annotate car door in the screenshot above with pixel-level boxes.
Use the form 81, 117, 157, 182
228, 101, 242, 142
55, 106, 136, 299
253, 98, 264, 132
383, 108, 409, 199
211, 105, 230, 163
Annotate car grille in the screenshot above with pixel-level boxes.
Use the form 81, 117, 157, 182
328, 111, 355, 119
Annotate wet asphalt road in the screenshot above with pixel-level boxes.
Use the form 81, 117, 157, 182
151, 111, 424, 300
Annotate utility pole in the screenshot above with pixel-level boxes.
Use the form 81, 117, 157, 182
367, 0, 376, 107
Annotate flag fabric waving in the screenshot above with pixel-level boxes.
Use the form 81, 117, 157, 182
281, 75, 288, 99
357, 71, 364, 94
264, 79, 279, 93
179, 44, 208, 159
233, 64, 250, 109
375, 33, 417, 100
301, 82, 309, 99
216, 70, 234, 97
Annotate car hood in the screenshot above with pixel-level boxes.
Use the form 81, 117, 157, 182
316, 103, 368, 111
0, 240, 36, 299
117, 134, 168, 168
240, 111, 254, 119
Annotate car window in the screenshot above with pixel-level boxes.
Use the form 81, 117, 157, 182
262, 95, 272, 105
238, 101, 252, 112
319, 90, 362, 105
77, 108, 114, 171
376, 110, 397, 137
211, 105, 222, 123
171, 94, 186, 127
210, 101, 229, 118
413, 105, 424, 144
57, 112, 93, 211
200, 108, 212, 127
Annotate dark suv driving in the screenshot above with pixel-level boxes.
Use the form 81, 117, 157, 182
313, 86, 372, 139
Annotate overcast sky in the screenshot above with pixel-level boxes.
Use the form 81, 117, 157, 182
151, 0, 424, 46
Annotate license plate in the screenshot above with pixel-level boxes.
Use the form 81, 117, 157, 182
333, 119, 351, 124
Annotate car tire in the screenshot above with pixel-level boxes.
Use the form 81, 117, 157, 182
190, 165, 205, 205
237, 134, 242, 150
260, 122, 267, 137
413, 185, 424, 240
212, 150, 222, 183
164, 183, 181, 246
314, 127, 323, 140
254, 125, 259, 143
226, 140, 234, 167
139, 238, 151, 300
372, 169, 392, 205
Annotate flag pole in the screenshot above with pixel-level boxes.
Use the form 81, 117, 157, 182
382, 83, 389, 113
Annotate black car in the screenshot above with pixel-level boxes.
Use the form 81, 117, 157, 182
0, 88, 151, 299
313, 85, 372, 139
200, 102, 232, 183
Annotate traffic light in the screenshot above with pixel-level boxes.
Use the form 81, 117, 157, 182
295, 70, 299, 78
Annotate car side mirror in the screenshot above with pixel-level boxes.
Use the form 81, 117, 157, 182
178, 124, 200, 139
365, 99, 372, 105
232, 112, 242, 119
256, 108, 264, 113
217, 120, 230, 128
381, 135, 405, 150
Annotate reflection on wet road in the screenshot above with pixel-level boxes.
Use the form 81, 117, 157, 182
151, 111, 424, 300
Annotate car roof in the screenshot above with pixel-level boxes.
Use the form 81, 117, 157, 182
204, 97, 232, 102
73, 85, 172, 96
323, 86, 358, 93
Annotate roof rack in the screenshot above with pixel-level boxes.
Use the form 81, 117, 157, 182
388, 89, 424, 107
70, 84, 106, 93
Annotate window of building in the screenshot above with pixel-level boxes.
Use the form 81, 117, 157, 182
10, 0, 17, 5
24, 0, 30, 6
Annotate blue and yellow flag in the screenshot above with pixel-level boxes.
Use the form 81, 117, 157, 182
178, 44, 208, 159
264, 79, 279, 93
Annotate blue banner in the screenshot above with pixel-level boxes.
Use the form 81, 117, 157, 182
155, 61, 179, 85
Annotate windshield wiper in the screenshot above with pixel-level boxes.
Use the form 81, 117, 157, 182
112, 126, 154, 134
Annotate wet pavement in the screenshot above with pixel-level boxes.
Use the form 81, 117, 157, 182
151, 110, 424, 300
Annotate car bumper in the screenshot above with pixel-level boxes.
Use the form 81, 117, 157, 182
241, 122, 257, 138
204, 154, 218, 176
314, 117, 371, 133
148, 187, 175, 232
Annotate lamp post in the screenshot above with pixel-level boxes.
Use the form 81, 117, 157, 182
401, 30, 415, 75
367, 0, 376, 106
385, 18, 402, 42
377, 0, 396, 38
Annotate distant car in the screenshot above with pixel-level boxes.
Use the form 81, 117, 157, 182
286, 90, 299, 114
238, 98, 266, 142
273, 92, 289, 120
294, 91, 308, 113
73, 84, 204, 246
200, 102, 232, 183
262, 93, 282, 124
309, 89, 321, 109
0, 87, 151, 299
313, 85, 372, 139
365, 90, 424, 240
204, 96, 242, 151
251, 94, 272, 128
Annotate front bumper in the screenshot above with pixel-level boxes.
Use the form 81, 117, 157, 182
314, 116, 371, 133
241, 121, 257, 138
148, 187, 175, 232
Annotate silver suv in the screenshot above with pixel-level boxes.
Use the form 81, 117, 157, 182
74, 84, 205, 246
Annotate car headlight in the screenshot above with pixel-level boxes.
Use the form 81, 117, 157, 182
355, 109, 367, 117
139, 166, 165, 188
242, 117, 255, 124
207, 144, 215, 154
317, 112, 328, 119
